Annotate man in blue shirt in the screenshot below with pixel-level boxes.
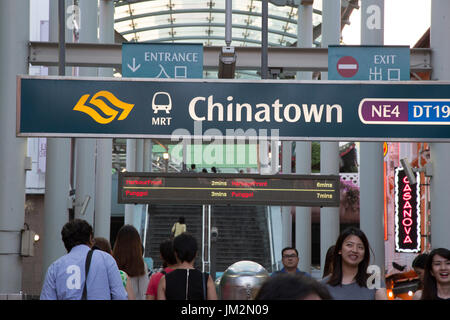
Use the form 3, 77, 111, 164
272, 247, 311, 277
40, 219, 127, 300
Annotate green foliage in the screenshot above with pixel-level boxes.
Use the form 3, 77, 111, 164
311, 142, 320, 172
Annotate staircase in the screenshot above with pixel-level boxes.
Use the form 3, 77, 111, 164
211, 205, 271, 272
144, 204, 272, 273
145, 204, 203, 269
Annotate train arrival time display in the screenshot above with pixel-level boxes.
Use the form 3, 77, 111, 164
118, 172, 340, 207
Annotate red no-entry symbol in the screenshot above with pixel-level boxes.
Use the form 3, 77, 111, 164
336, 56, 359, 78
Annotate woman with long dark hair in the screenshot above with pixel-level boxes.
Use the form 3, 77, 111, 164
413, 248, 450, 300
113, 225, 149, 300
322, 227, 387, 300
322, 245, 335, 279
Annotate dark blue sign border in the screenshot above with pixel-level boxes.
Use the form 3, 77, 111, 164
17, 75, 450, 142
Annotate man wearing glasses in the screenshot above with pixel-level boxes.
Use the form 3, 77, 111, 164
272, 247, 311, 277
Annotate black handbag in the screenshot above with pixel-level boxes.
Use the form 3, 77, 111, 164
81, 249, 94, 300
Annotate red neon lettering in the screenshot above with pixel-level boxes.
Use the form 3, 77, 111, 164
397, 171, 418, 247
403, 192, 412, 201
403, 208, 412, 218
403, 184, 412, 192
403, 235, 412, 244
402, 217, 413, 227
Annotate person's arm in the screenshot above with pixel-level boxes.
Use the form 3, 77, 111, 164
375, 287, 388, 300
156, 275, 167, 300
182, 224, 186, 233
207, 275, 218, 300
40, 264, 57, 300
105, 255, 128, 300
125, 275, 136, 300
413, 289, 422, 300
145, 273, 157, 300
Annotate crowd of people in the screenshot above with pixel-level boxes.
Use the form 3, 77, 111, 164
40, 219, 450, 301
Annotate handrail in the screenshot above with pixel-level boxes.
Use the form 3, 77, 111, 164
266, 206, 276, 273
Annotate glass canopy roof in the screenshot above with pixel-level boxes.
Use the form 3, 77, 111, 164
114, 0, 326, 47
111, 0, 358, 171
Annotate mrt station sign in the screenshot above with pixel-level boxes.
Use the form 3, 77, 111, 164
17, 76, 450, 141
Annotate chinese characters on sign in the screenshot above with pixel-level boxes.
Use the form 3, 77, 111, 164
369, 54, 401, 80
328, 45, 410, 81
122, 43, 203, 79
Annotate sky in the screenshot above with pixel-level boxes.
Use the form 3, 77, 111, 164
341, 0, 431, 47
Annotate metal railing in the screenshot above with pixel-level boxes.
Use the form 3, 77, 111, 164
266, 206, 276, 273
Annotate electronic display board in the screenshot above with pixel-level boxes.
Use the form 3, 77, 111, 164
118, 172, 340, 207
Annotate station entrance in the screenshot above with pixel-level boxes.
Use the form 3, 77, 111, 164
118, 172, 339, 276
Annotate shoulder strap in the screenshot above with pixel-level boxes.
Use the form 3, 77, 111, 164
81, 249, 94, 300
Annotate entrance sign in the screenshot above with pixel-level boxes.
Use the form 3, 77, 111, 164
118, 172, 340, 207
122, 43, 203, 78
329, 45, 410, 81
17, 76, 450, 141
394, 168, 420, 253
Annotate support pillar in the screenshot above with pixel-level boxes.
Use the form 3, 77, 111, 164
94, 0, 114, 239
320, 0, 341, 271
0, 0, 29, 293
360, 0, 386, 273
430, 0, 450, 249
74, 0, 98, 224
41, 0, 73, 281
281, 141, 292, 248
125, 139, 136, 226
295, 1, 313, 273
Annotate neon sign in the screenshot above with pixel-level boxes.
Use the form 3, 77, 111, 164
394, 167, 421, 253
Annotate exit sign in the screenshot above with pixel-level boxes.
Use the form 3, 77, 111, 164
328, 45, 410, 81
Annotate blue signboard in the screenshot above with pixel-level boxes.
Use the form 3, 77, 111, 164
122, 43, 203, 78
328, 45, 410, 81
17, 76, 450, 141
